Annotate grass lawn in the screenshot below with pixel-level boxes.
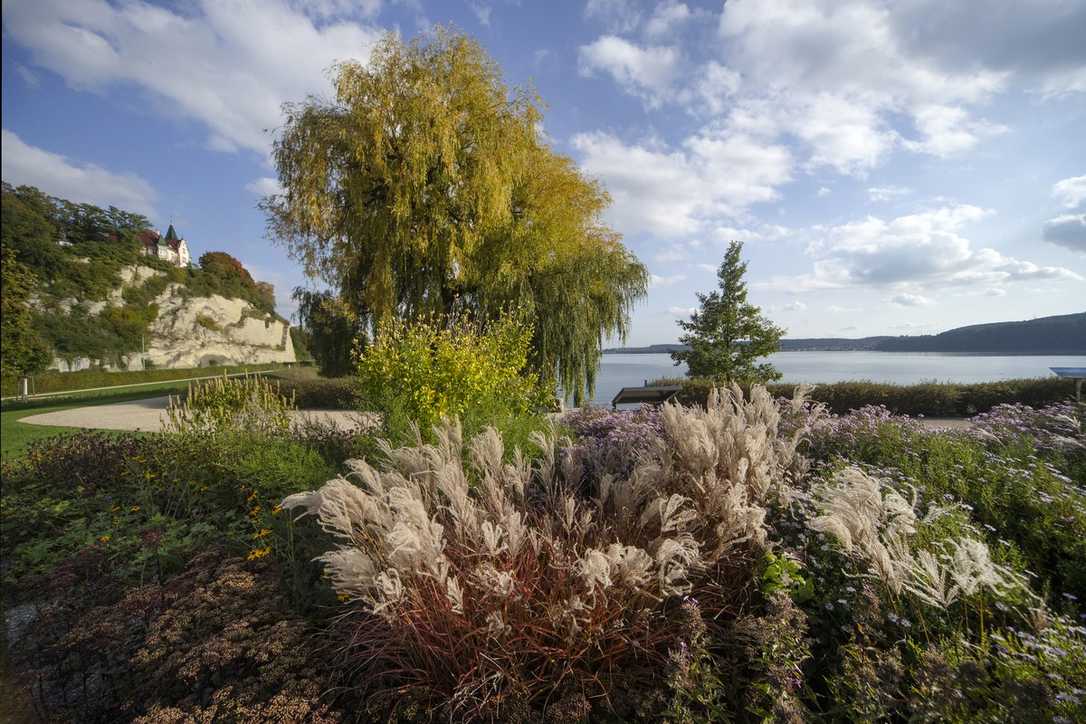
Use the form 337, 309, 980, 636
0, 382, 196, 461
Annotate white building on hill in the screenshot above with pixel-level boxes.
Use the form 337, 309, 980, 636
140, 224, 190, 267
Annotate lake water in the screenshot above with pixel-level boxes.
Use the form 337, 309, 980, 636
584, 352, 1086, 406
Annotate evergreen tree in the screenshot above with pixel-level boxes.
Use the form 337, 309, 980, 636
671, 241, 784, 384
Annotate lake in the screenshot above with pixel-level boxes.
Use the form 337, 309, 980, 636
584, 352, 1086, 407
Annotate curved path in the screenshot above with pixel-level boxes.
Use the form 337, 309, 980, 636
19, 396, 373, 433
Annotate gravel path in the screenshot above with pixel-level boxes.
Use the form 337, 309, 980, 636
19, 396, 373, 433
21, 396, 974, 435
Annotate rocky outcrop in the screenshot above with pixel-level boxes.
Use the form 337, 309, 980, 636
47, 264, 296, 371
140, 287, 295, 368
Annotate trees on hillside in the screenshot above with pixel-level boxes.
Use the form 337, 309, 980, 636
0, 247, 50, 375
671, 241, 784, 384
262, 30, 646, 401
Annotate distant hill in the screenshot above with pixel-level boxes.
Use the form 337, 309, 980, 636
603, 312, 1086, 355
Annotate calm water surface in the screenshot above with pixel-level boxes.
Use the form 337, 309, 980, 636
583, 352, 1086, 406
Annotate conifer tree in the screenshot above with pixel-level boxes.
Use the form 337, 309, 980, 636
671, 241, 784, 383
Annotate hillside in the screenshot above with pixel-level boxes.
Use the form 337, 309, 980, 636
1, 182, 295, 373
604, 313, 1086, 354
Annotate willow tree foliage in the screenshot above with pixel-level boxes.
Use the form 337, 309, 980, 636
263, 30, 647, 402
671, 241, 785, 384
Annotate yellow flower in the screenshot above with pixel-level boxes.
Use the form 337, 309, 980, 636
130, 505, 141, 512
253, 528, 272, 539
246, 546, 271, 560
98, 534, 112, 543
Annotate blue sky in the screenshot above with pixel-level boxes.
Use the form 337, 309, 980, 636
3, 0, 1084, 345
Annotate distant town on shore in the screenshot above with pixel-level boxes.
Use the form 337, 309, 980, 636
604, 312, 1086, 355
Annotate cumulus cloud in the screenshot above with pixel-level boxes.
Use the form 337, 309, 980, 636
469, 2, 492, 26
1053, 175, 1086, 209
572, 130, 792, 236
770, 301, 808, 312
867, 185, 912, 202
715, 0, 1015, 171
761, 204, 1081, 292
651, 273, 687, 288
579, 36, 681, 107
16, 64, 39, 87
584, 0, 641, 33
245, 176, 284, 196
654, 246, 689, 263
1043, 213, 1086, 253
4, 0, 382, 157
579, 0, 1083, 190
644, 1, 695, 38
889, 292, 932, 307
1, 129, 157, 216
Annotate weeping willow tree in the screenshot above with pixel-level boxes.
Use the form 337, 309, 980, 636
263, 29, 646, 402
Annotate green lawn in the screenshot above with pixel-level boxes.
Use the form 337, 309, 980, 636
0, 383, 195, 461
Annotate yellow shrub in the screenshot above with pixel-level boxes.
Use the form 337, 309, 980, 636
356, 313, 543, 433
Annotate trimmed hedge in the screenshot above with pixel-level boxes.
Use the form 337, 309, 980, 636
654, 376, 1077, 416
1, 363, 286, 397
271, 375, 359, 409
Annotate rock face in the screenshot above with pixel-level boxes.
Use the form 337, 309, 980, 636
141, 287, 295, 368
48, 264, 296, 371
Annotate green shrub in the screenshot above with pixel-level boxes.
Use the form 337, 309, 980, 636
272, 374, 358, 409
356, 313, 549, 441
659, 376, 1076, 416
194, 313, 221, 332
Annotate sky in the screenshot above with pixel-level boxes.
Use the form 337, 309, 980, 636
2, 0, 1085, 346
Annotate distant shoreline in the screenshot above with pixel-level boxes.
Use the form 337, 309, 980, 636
603, 312, 1086, 356
603, 347, 1086, 355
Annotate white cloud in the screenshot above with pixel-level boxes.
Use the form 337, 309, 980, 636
867, 185, 912, 202
572, 129, 792, 237
584, 0, 641, 33
668, 305, 697, 317
827, 304, 861, 313
1, 129, 157, 217
651, 273, 687, 288
763, 204, 1082, 292
1043, 213, 1086, 253
16, 64, 39, 87
889, 292, 932, 307
816, 186, 832, 197
704, 0, 1020, 173
469, 2, 492, 26
654, 246, 689, 263
902, 104, 1007, 157
245, 176, 284, 196
1053, 175, 1086, 209
579, 36, 681, 108
771, 301, 808, 312
644, 1, 693, 38
4, 0, 383, 157
984, 288, 1007, 297
711, 224, 791, 243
